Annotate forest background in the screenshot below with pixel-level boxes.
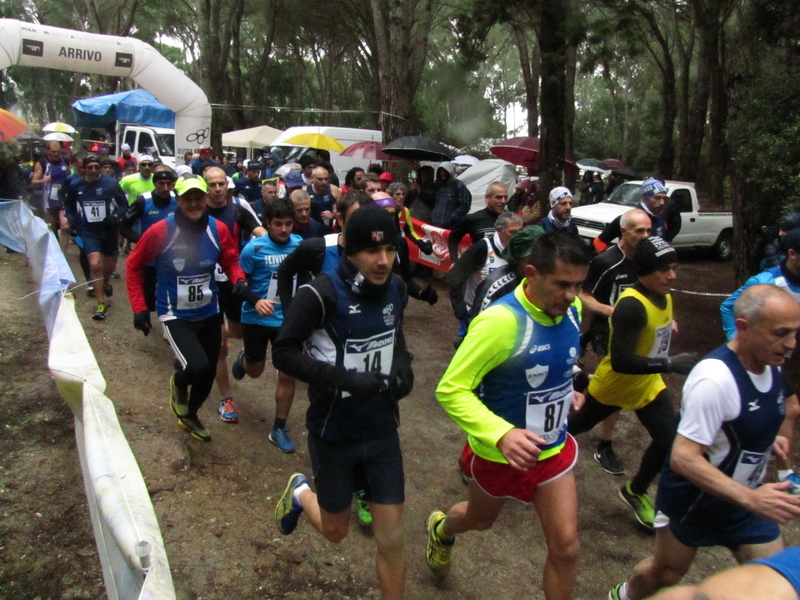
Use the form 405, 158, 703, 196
2, 0, 800, 280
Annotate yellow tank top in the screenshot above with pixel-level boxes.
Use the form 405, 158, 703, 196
588, 287, 672, 410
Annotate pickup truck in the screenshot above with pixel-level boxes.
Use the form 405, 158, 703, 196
571, 180, 734, 260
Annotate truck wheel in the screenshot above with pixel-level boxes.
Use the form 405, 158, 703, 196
712, 231, 733, 261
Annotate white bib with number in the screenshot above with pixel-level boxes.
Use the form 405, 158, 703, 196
83, 201, 107, 223
649, 323, 672, 358
49, 184, 61, 201
177, 274, 212, 310
525, 380, 573, 444
341, 330, 394, 398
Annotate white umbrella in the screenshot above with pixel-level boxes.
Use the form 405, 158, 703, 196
42, 122, 77, 134
454, 154, 479, 165
43, 132, 74, 142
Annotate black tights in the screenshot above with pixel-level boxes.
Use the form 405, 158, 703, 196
164, 314, 223, 417
568, 388, 677, 494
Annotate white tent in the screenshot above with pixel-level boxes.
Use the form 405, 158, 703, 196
222, 125, 283, 149
457, 158, 518, 214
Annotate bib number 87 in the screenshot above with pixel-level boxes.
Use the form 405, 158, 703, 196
543, 400, 566, 433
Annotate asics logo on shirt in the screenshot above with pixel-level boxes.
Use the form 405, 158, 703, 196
529, 344, 551, 354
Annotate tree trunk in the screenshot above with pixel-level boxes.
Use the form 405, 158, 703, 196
675, 11, 695, 178
708, 27, 728, 206
511, 24, 540, 138
537, 0, 570, 212
564, 39, 578, 191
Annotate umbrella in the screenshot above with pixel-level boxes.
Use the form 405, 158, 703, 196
340, 141, 396, 162
576, 158, 610, 172
43, 122, 77, 134
490, 136, 578, 173
14, 130, 42, 142
0, 109, 29, 141
454, 154, 480, 165
611, 167, 641, 179
383, 136, 454, 162
43, 132, 74, 142
283, 132, 345, 152
603, 158, 627, 169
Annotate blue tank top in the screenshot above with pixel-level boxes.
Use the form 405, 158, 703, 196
306, 183, 335, 223
320, 233, 341, 275
304, 272, 404, 440
41, 157, 70, 208
155, 215, 223, 321
657, 344, 786, 525
479, 293, 581, 454
751, 548, 800, 594
141, 193, 177, 234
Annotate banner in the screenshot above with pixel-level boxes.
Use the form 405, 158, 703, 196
405, 217, 472, 272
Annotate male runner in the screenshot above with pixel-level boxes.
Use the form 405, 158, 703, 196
306, 165, 342, 230
540, 186, 579, 236
231, 198, 302, 452
609, 285, 800, 600
289, 189, 325, 239
272, 204, 413, 600
233, 160, 263, 203
427, 233, 589, 600
31, 140, 71, 253
447, 182, 508, 257
126, 174, 261, 441
568, 236, 699, 529
119, 153, 155, 205
594, 178, 669, 253
63, 154, 127, 320
578, 208, 651, 475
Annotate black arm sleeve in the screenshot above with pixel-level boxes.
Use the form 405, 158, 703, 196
394, 240, 424, 299
609, 296, 671, 374
118, 197, 145, 242
597, 215, 623, 246
448, 241, 489, 315
448, 219, 469, 258
277, 237, 326, 311
272, 276, 349, 387
236, 204, 262, 236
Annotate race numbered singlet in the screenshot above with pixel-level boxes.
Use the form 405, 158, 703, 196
140, 192, 177, 235
304, 272, 405, 440
239, 233, 301, 327
657, 344, 785, 526
479, 292, 581, 460
41, 158, 70, 211
589, 287, 672, 410
464, 236, 507, 308
306, 183, 335, 226
320, 233, 341, 275
155, 215, 222, 321
209, 202, 242, 283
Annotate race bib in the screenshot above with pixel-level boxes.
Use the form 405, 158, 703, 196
649, 323, 672, 358
525, 381, 573, 444
176, 274, 212, 310
49, 184, 61, 201
214, 263, 229, 283
266, 272, 279, 303
732, 450, 770, 489
342, 330, 394, 398
83, 201, 106, 223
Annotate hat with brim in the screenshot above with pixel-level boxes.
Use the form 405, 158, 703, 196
175, 175, 208, 196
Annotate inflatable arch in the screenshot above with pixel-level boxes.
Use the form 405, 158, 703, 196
0, 19, 211, 155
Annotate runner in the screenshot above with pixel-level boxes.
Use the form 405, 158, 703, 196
125, 174, 260, 442
289, 189, 325, 239
31, 140, 71, 253
578, 208, 651, 476
119, 153, 155, 205
568, 236, 699, 530
272, 204, 413, 600
62, 154, 127, 320
447, 182, 508, 257
118, 166, 178, 315
609, 285, 800, 600
306, 165, 341, 230
539, 186, 579, 236
204, 166, 266, 424
593, 178, 669, 253
426, 233, 588, 600
231, 197, 302, 453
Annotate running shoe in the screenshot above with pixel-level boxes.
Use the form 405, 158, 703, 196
231, 349, 246, 381
218, 398, 238, 423
594, 443, 624, 476
92, 302, 107, 320
178, 415, 211, 442
86, 284, 95, 298
104, 282, 114, 296
169, 374, 189, 418
425, 510, 454, 577
269, 427, 295, 453
618, 481, 655, 529
275, 473, 308, 535
354, 491, 373, 525
785, 472, 800, 496
608, 583, 624, 600
111, 271, 120, 279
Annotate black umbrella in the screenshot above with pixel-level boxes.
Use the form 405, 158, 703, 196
14, 130, 42, 142
576, 158, 610, 171
611, 167, 641, 180
382, 136, 455, 162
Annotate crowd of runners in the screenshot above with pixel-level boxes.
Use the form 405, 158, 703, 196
24, 141, 800, 600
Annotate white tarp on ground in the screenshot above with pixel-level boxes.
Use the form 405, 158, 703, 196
456, 158, 517, 214
222, 125, 283, 149
0, 200, 175, 600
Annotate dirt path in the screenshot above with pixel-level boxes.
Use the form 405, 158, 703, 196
1, 246, 798, 600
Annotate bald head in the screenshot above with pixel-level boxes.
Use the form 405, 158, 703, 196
733, 284, 800, 369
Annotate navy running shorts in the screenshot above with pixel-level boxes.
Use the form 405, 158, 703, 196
657, 509, 781, 551
81, 234, 118, 257
241, 323, 280, 363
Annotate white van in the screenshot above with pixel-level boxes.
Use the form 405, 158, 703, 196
270, 126, 382, 180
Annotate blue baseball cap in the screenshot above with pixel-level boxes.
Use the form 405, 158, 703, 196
284, 171, 304, 188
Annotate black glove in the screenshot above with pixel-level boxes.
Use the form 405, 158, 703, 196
68, 222, 81, 238
390, 350, 414, 400
417, 239, 433, 255
668, 352, 700, 374
230, 280, 261, 305
453, 301, 470, 322
102, 214, 120, 228
133, 311, 152, 336
419, 284, 438, 305
341, 370, 389, 398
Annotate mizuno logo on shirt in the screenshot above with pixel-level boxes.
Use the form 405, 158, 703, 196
349, 304, 361, 314
748, 400, 760, 411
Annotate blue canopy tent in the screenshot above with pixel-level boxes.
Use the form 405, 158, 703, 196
72, 89, 175, 129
